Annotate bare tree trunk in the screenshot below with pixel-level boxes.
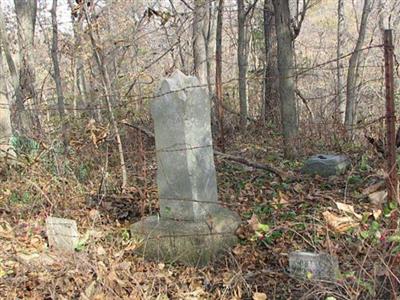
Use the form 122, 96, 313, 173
14, 0, 40, 132
84, 7, 128, 191
262, 0, 274, 123
272, 0, 298, 159
0, 45, 13, 158
215, 0, 225, 151
68, 0, 89, 117
205, 1, 216, 96
344, 0, 372, 135
51, 0, 68, 150
238, 0, 248, 129
0, 6, 25, 132
193, 0, 208, 85
336, 0, 345, 123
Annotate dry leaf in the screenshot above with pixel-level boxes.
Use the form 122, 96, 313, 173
0, 220, 13, 239
335, 202, 362, 220
322, 211, 358, 233
278, 190, 289, 205
272, 191, 289, 207
97, 245, 106, 256
253, 292, 267, 300
362, 181, 385, 195
232, 245, 247, 256
368, 190, 387, 206
248, 214, 261, 232
222, 272, 235, 286
89, 209, 100, 220
373, 209, 382, 220
107, 270, 125, 286
84, 280, 97, 299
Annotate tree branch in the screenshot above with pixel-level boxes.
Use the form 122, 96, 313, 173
121, 121, 288, 180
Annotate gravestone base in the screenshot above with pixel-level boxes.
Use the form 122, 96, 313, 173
130, 207, 240, 266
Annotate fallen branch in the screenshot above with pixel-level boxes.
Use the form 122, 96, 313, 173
214, 151, 287, 180
120, 120, 155, 138
121, 121, 287, 179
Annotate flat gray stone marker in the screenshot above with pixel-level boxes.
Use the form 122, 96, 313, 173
46, 217, 79, 252
301, 154, 350, 177
131, 70, 240, 266
289, 251, 340, 281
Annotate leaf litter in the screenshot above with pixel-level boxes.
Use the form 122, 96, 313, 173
0, 126, 398, 299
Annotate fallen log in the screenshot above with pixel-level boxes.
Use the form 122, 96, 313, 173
121, 121, 287, 180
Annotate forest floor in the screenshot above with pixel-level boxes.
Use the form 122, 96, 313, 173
0, 122, 398, 299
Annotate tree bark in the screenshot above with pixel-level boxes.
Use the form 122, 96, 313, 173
262, 0, 274, 123
344, 0, 372, 135
193, 0, 208, 86
215, 0, 225, 151
51, 0, 68, 150
0, 44, 13, 158
14, 0, 40, 132
205, 0, 216, 95
0, 6, 24, 132
68, 0, 89, 117
336, 0, 345, 123
238, 0, 248, 129
272, 0, 298, 159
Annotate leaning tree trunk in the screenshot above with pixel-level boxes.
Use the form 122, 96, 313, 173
336, 0, 345, 123
344, 0, 372, 135
238, 0, 248, 129
14, 0, 40, 133
272, 0, 298, 159
51, 0, 68, 150
84, 7, 128, 190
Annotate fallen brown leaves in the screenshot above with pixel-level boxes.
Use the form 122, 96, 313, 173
0, 125, 397, 299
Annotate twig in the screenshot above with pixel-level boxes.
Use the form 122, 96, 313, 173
25, 178, 54, 208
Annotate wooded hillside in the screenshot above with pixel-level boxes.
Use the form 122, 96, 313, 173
0, 0, 399, 299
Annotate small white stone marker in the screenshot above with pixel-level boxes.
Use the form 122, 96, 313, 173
46, 217, 79, 252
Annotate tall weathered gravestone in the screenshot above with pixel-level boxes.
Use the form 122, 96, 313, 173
131, 70, 240, 266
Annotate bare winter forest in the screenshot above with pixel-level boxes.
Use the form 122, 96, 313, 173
1, 0, 400, 299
